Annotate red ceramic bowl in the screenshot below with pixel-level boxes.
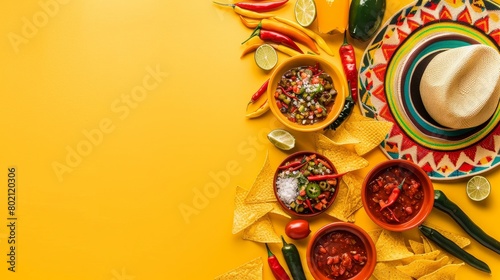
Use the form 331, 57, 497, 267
361, 159, 434, 231
273, 151, 341, 218
307, 222, 377, 280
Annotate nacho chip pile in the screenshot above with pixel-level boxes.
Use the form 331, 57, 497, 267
370, 225, 469, 280
224, 112, 394, 278
231, 146, 368, 243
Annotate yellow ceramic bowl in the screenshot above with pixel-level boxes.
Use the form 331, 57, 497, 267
267, 55, 346, 132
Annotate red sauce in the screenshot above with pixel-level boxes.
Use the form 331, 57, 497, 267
365, 166, 424, 224
313, 230, 367, 279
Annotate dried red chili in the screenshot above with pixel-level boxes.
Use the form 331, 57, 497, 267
265, 243, 291, 280
213, 0, 288, 13
339, 32, 358, 102
243, 29, 303, 54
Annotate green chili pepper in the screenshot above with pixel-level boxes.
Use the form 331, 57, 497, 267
330, 98, 354, 130
280, 236, 306, 280
327, 95, 354, 130
326, 81, 355, 130
419, 225, 491, 274
348, 0, 386, 42
305, 182, 321, 198
433, 190, 500, 255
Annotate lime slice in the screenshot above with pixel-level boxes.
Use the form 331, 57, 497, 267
294, 0, 316, 27
466, 175, 491, 201
254, 44, 278, 71
267, 129, 295, 150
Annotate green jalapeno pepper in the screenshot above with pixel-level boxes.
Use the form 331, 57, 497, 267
305, 182, 321, 198
348, 0, 386, 42
281, 236, 306, 280
433, 190, 500, 255
419, 224, 491, 273
326, 82, 354, 130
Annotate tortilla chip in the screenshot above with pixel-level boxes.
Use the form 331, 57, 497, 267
267, 201, 291, 219
421, 236, 436, 253
423, 223, 471, 248
342, 173, 364, 219
242, 214, 281, 243
232, 186, 273, 234
408, 239, 425, 255
348, 112, 372, 122
376, 230, 414, 262
324, 126, 360, 145
314, 133, 368, 173
345, 120, 393, 155
325, 178, 349, 221
346, 213, 356, 223
396, 256, 449, 279
368, 228, 383, 244
245, 152, 277, 204
214, 257, 263, 280
373, 262, 412, 280
418, 263, 464, 280
399, 250, 441, 265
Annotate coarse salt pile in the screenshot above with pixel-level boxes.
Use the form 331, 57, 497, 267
276, 174, 299, 207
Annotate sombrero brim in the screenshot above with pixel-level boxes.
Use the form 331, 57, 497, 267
359, 0, 500, 180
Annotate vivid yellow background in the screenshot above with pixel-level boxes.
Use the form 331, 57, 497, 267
1, 0, 500, 279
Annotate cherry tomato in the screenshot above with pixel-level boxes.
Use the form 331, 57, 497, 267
285, 219, 311, 240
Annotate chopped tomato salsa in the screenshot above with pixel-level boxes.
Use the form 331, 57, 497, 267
313, 230, 367, 279
365, 166, 424, 224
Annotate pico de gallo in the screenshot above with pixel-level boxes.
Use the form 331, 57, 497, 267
273, 63, 338, 125
275, 152, 342, 215
365, 166, 424, 224
312, 230, 368, 279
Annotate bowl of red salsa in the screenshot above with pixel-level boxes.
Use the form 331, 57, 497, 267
307, 222, 376, 280
361, 159, 434, 231
273, 151, 341, 218
267, 54, 347, 132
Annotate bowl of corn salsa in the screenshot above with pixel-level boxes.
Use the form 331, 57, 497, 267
267, 55, 347, 132
307, 222, 376, 280
273, 151, 342, 218
361, 159, 434, 231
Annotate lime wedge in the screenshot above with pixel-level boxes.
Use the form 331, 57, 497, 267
294, 0, 316, 27
267, 129, 295, 150
466, 175, 491, 201
254, 44, 278, 71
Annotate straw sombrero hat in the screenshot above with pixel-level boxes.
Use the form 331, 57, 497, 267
420, 44, 500, 129
358, 0, 500, 180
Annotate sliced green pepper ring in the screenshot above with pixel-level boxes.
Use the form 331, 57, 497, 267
306, 182, 321, 198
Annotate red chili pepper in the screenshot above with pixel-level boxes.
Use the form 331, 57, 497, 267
317, 159, 332, 170
304, 199, 314, 213
290, 162, 307, 171
379, 178, 406, 211
278, 86, 289, 94
282, 91, 296, 100
242, 29, 303, 54
339, 32, 358, 102
276, 100, 283, 109
247, 79, 269, 108
386, 207, 400, 223
278, 160, 303, 170
213, 0, 288, 13
307, 173, 345, 181
265, 243, 291, 280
